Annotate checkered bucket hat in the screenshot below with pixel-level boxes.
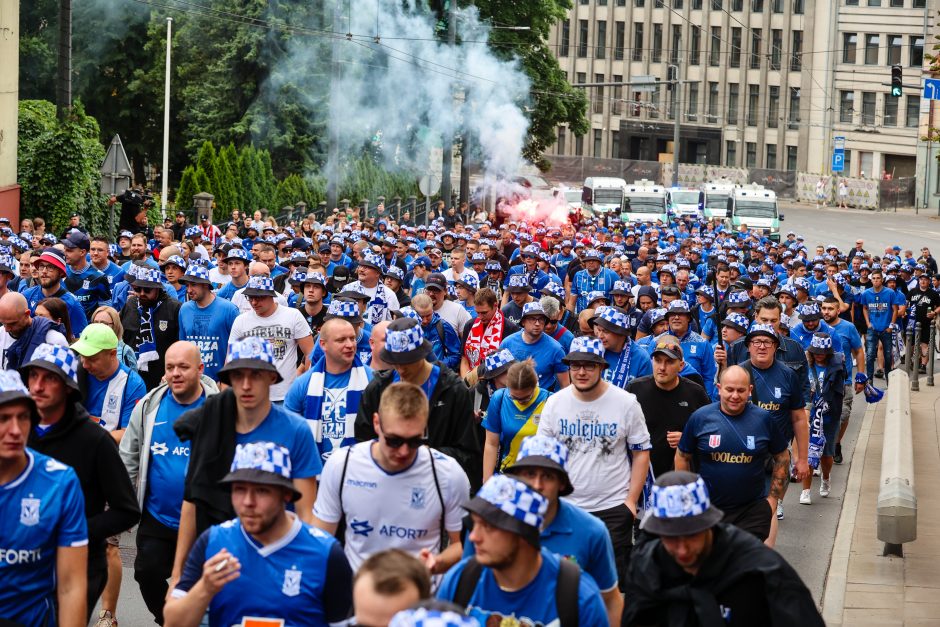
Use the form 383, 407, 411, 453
464, 474, 548, 547
20, 343, 80, 392
379, 318, 432, 366
563, 335, 607, 366
219, 441, 301, 502
217, 337, 283, 384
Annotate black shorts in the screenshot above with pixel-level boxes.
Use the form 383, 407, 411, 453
721, 499, 773, 541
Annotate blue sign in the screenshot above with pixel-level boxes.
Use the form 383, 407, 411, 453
924, 78, 940, 101
832, 152, 845, 172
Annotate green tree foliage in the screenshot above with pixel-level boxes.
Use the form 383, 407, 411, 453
176, 165, 198, 211
273, 174, 313, 212
18, 100, 108, 235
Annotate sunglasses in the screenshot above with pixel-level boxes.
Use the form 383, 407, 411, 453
382, 433, 427, 450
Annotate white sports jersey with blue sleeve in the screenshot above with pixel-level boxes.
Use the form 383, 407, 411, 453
0, 449, 88, 626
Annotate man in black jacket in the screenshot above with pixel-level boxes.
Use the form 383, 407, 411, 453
355, 317, 482, 489
623, 471, 823, 627
24, 343, 140, 622
120, 266, 183, 389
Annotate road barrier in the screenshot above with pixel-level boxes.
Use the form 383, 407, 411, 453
877, 369, 917, 556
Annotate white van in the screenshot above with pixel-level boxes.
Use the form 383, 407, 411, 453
581, 177, 627, 217
703, 181, 736, 219
726, 184, 784, 241
622, 180, 668, 224
667, 187, 705, 218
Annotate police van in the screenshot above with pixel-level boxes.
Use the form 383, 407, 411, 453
581, 177, 627, 217
703, 180, 736, 219
621, 180, 668, 225
726, 184, 784, 241
667, 187, 705, 219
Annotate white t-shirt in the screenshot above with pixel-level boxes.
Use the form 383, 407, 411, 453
345, 281, 400, 325
313, 442, 470, 571
435, 299, 472, 336
208, 267, 231, 286
0, 327, 69, 369
228, 305, 312, 400
537, 384, 651, 512
231, 288, 290, 313
442, 267, 476, 285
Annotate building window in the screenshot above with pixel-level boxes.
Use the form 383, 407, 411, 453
843, 151, 852, 177
596, 21, 607, 59
594, 74, 605, 114
726, 140, 737, 167
747, 84, 759, 126
690, 26, 701, 65
713, 0, 723, 8
868, 0, 882, 6
793, 0, 804, 13
611, 131, 620, 159
653, 24, 663, 63
575, 133, 584, 156
693, 0, 703, 8
789, 87, 801, 129
710, 27, 722, 66
578, 20, 588, 57
790, 31, 802, 71
914, 0, 926, 7
907, 95, 921, 127
890, 0, 903, 6
786, 145, 798, 170
613, 76, 623, 116
750, 30, 762, 69
843, 33, 857, 63
577, 72, 586, 87
840, 90, 854, 123
861, 92, 876, 125
770, 29, 782, 70
887, 34, 902, 66
845, 0, 858, 4
687, 83, 699, 121
560, 21, 570, 57
635, 0, 645, 5
768, 86, 779, 128
911, 36, 924, 68
884, 95, 898, 126
671, 25, 683, 65
766, 144, 777, 169
728, 83, 739, 124
633, 23, 644, 61
746, 142, 757, 168
752, 0, 764, 11
557, 127, 566, 154
631, 91, 642, 116
730, 28, 742, 68
707, 82, 719, 123
650, 86, 660, 119
594, 129, 603, 157
615, 22, 625, 60
599, 0, 607, 5
772, 0, 784, 11
864, 34, 879, 65
732, 0, 743, 9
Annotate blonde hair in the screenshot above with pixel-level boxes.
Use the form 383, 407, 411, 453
91, 306, 124, 339
379, 382, 429, 422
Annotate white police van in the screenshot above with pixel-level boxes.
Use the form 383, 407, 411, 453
581, 177, 627, 218
726, 184, 784, 241
703, 180, 736, 219
667, 187, 705, 219
621, 180, 668, 225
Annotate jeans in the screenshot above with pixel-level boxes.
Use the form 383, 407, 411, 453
866, 328, 894, 379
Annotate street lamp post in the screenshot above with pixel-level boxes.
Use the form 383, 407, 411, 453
669, 64, 680, 188
160, 17, 173, 219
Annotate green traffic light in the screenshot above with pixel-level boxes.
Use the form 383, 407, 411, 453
891, 86, 902, 97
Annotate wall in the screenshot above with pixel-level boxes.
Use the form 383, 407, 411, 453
0, 0, 19, 222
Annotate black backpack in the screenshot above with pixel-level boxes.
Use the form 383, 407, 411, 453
450, 556, 580, 626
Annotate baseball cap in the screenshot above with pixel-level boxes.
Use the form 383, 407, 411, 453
71, 323, 119, 357
61, 231, 90, 251
651, 334, 684, 360
424, 273, 448, 291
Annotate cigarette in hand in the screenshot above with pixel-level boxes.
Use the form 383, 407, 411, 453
214, 558, 229, 572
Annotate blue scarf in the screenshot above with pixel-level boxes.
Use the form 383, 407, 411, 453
304, 354, 371, 457
608, 343, 634, 389
135, 301, 161, 373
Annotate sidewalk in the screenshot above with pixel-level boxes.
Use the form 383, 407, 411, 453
822, 375, 940, 626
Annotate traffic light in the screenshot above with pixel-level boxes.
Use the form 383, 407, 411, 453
891, 64, 903, 97
667, 65, 678, 92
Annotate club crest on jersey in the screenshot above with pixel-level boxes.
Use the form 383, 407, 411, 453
746, 436, 755, 450
281, 568, 302, 597
20, 497, 40, 526
774, 387, 781, 399
159, 320, 169, 332
82, 280, 90, 290
107, 394, 119, 412
410, 487, 426, 510
708, 435, 721, 448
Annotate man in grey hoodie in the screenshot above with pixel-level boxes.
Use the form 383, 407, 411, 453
119, 341, 220, 624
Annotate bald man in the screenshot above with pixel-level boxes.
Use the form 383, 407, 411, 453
285, 318, 374, 462
230, 261, 290, 313
368, 320, 392, 371
119, 341, 221, 624
0, 291, 69, 369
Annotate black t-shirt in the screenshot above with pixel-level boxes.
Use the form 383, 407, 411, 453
908, 287, 940, 322
116, 189, 146, 232
626, 375, 712, 477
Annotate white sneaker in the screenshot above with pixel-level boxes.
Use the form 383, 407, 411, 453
813, 467, 821, 477
820, 479, 831, 498
799, 489, 812, 505
776, 501, 785, 520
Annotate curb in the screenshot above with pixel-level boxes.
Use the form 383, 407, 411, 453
820, 401, 878, 626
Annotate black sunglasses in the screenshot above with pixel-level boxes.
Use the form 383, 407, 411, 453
382, 433, 427, 450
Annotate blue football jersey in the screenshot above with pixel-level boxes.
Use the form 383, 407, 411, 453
0, 449, 87, 625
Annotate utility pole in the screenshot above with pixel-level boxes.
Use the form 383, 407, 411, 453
669, 64, 680, 188
56, 0, 72, 119
160, 17, 173, 219
326, 0, 342, 211
440, 1, 457, 208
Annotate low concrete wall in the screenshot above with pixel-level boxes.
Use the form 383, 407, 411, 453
877, 369, 917, 549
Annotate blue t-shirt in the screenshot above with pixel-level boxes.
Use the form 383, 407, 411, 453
861, 286, 897, 332
217, 277, 249, 301
743, 359, 806, 441
146, 392, 206, 528
85, 363, 148, 431
438, 549, 607, 626
0, 449, 88, 626
602, 341, 654, 387
235, 404, 323, 478
97, 260, 126, 288
22, 284, 89, 335
178, 296, 242, 379
678, 403, 788, 509
829, 319, 863, 384
499, 332, 569, 391
65, 262, 113, 318
482, 387, 550, 471
175, 517, 352, 626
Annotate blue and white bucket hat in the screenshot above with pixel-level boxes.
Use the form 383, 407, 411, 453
562, 335, 608, 367
324, 299, 363, 324
609, 280, 633, 296
665, 300, 692, 317
185, 225, 201, 239
482, 348, 516, 381
358, 251, 385, 272
726, 290, 751, 307
520, 301, 548, 322
133, 267, 164, 290
179, 264, 211, 285
162, 255, 187, 270
583, 249, 604, 262
20, 343, 81, 394
384, 265, 405, 282
506, 274, 530, 293
506, 435, 574, 496
797, 302, 823, 322
464, 474, 548, 548
242, 275, 277, 297
721, 312, 750, 334
454, 273, 479, 291
540, 281, 566, 302
586, 290, 609, 307
379, 318, 433, 366
746, 322, 779, 344
219, 441, 301, 502
591, 305, 631, 336
303, 271, 327, 287
224, 247, 250, 263
808, 332, 834, 355
640, 471, 724, 536
217, 337, 283, 384
389, 608, 477, 627
0, 369, 37, 414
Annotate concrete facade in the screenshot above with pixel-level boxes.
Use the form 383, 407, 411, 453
547, 0, 931, 183
0, 0, 19, 220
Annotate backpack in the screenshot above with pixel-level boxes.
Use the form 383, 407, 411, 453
451, 556, 580, 627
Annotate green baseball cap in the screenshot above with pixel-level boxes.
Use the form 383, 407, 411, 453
71, 323, 119, 357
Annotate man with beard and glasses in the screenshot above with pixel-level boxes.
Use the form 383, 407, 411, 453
164, 441, 352, 627
120, 267, 182, 390
537, 335, 651, 590
22, 248, 89, 334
